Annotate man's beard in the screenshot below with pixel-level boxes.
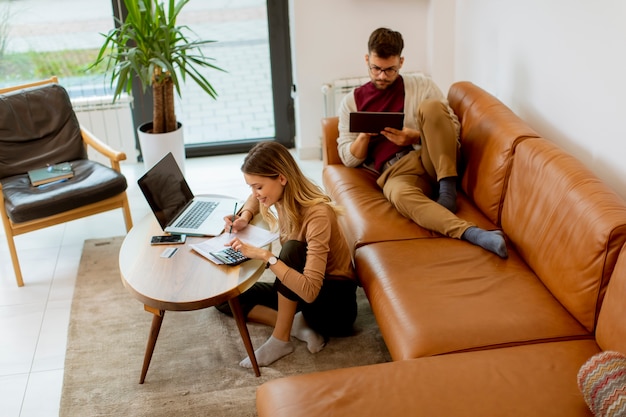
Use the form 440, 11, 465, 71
373, 79, 392, 90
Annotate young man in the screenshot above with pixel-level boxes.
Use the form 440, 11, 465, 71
337, 27, 508, 258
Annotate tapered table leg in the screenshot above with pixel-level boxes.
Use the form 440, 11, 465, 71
140, 306, 164, 384
228, 296, 260, 377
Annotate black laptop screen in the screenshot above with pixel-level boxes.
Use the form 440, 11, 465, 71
137, 152, 194, 229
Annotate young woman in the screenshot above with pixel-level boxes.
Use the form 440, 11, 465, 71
218, 141, 358, 368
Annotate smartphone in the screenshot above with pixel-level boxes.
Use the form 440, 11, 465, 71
150, 234, 186, 245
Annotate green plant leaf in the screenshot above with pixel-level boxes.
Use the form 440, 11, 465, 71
90, 0, 225, 133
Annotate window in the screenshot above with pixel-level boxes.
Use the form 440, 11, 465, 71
0, 0, 294, 160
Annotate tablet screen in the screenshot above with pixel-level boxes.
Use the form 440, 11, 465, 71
349, 112, 404, 133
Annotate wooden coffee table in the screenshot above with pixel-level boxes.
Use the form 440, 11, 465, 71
118, 210, 265, 383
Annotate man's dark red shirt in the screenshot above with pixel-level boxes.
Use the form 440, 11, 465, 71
354, 76, 411, 172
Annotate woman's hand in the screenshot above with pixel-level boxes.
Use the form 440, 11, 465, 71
226, 237, 271, 261
223, 213, 250, 234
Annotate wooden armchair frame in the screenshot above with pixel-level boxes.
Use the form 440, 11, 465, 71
0, 76, 133, 286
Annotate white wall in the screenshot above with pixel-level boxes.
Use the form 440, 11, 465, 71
454, 0, 626, 199
290, 0, 626, 200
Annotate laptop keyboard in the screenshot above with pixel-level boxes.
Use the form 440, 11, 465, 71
174, 201, 218, 229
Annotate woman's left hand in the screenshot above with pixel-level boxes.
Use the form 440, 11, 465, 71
227, 237, 268, 261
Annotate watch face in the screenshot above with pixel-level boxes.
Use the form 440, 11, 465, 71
266, 256, 278, 269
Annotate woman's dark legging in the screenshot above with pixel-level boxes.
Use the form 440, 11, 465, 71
216, 240, 357, 337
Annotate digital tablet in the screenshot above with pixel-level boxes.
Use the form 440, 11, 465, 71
349, 111, 404, 133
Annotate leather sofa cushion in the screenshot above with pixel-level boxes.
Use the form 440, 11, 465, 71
356, 239, 590, 361
323, 164, 497, 250
323, 165, 435, 248
2, 159, 128, 223
447, 81, 540, 226
502, 138, 626, 332
0, 84, 87, 178
257, 340, 599, 417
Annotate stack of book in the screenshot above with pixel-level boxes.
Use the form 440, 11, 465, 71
28, 162, 74, 186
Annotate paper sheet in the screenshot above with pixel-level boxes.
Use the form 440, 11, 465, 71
189, 223, 279, 264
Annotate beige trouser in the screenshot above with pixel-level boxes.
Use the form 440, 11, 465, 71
376, 99, 475, 239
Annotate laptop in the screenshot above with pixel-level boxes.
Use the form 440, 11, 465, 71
137, 152, 239, 236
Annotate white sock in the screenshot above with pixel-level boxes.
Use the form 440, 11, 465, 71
290, 312, 326, 354
239, 335, 294, 368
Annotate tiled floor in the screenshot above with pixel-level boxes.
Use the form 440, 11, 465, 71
0, 152, 323, 417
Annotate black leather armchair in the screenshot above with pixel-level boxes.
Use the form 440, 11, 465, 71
0, 77, 133, 286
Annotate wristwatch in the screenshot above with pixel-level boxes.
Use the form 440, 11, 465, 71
266, 256, 278, 269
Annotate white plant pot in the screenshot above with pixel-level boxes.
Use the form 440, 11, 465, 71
138, 122, 186, 174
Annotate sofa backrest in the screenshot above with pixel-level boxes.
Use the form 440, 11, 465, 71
0, 83, 86, 178
447, 82, 540, 226
502, 138, 626, 332
596, 243, 626, 354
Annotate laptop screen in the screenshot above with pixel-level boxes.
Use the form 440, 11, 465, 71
137, 153, 194, 230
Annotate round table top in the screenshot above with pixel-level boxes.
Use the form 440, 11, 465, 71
119, 212, 266, 312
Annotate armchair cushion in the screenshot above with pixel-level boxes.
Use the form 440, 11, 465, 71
0, 83, 87, 178
1, 159, 128, 223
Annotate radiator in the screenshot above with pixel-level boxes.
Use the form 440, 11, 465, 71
321, 75, 371, 118
71, 94, 137, 164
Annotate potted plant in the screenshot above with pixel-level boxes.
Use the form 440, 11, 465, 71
92, 0, 223, 171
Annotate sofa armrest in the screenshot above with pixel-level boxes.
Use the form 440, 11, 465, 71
321, 117, 341, 165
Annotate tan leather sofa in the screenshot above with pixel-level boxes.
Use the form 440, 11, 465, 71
256, 82, 626, 416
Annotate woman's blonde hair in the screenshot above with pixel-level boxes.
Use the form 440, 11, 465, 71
242, 141, 342, 237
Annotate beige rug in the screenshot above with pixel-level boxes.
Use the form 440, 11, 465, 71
60, 237, 390, 417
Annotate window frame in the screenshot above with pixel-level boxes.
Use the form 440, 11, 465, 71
113, 0, 295, 158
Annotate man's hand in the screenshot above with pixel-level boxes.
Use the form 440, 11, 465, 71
381, 127, 420, 146
349, 132, 376, 160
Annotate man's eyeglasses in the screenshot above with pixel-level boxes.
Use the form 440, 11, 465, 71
369, 65, 399, 76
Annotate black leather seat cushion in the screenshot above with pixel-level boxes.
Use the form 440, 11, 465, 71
1, 159, 128, 223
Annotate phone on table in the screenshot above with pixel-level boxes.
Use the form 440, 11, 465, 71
150, 234, 187, 245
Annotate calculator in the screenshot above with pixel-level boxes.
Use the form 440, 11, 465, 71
210, 247, 250, 266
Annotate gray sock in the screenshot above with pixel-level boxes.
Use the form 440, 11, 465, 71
462, 227, 508, 259
437, 177, 457, 213
290, 312, 326, 354
239, 335, 294, 368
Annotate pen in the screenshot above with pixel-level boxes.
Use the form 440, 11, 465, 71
229, 202, 238, 235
